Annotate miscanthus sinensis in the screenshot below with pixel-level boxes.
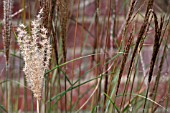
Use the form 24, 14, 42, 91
17, 8, 51, 100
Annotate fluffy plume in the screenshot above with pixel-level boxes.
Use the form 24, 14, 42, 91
17, 8, 51, 100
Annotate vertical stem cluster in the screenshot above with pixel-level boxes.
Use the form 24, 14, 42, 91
143, 11, 164, 113
57, 0, 69, 111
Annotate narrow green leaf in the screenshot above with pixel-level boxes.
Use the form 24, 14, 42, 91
0, 104, 7, 113
104, 93, 121, 113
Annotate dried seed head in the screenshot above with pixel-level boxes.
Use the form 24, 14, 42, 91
2, 0, 13, 67
17, 8, 51, 100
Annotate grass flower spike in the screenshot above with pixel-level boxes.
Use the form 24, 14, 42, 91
17, 8, 51, 100
3, 0, 13, 67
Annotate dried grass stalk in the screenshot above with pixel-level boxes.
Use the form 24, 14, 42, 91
123, 0, 136, 35
143, 11, 164, 113
58, 0, 69, 62
57, 0, 69, 111
17, 8, 51, 100
116, 31, 134, 96
2, 0, 13, 67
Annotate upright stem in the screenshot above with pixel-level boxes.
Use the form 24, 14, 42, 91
37, 99, 40, 113
5, 65, 8, 112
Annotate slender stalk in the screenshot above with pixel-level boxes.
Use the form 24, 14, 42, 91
5, 66, 9, 112
91, 0, 100, 109
58, 1, 69, 111
71, 0, 80, 111
37, 100, 40, 113
16, 51, 21, 113
143, 12, 163, 113
3, 0, 12, 111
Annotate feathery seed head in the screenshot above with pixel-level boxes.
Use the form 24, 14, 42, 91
17, 8, 51, 100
